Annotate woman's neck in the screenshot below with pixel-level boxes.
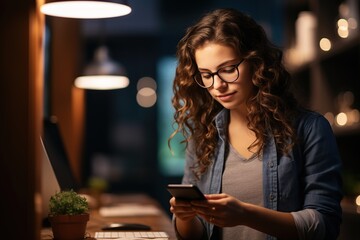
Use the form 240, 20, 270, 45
229, 108, 248, 126
228, 108, 258, 159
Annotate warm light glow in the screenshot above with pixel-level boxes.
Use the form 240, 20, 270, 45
40, 1, 131, 19
336, 112, 348, 126
349, 109, 360, 123
348, 18, 358, 29
319, 38, 331, 51
136, 87, 157, 108
74, 75, 129, 90
339, 3, 350, 17
137, 77, 157, 91
338, 28, 349, 38
337, 18, 348, 30
356, 195, 360, 206
337, 18, 349, 38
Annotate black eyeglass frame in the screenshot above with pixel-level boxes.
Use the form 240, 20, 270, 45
193, 59, 245, 88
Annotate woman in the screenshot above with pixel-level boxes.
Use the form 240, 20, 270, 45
168, 8, 342, 240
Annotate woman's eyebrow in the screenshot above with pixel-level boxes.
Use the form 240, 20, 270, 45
197, 59, 238, 71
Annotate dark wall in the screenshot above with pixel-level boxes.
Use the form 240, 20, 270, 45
83, 35, 161, 195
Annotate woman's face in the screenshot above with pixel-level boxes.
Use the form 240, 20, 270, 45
194, 42, 255, 113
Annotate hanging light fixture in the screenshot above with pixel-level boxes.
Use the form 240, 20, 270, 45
74, 46, 129, 90
40, 0, 131, 19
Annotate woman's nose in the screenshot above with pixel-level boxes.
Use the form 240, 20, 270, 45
212, 75, 226, 89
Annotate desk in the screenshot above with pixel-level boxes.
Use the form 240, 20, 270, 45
41, 193, 176, 240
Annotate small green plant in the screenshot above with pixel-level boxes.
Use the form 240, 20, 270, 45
49, 189, 89, 216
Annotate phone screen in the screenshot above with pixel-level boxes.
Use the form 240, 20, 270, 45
167, 184, 206, 200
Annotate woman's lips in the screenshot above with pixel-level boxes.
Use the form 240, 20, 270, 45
217, 92, 235, 102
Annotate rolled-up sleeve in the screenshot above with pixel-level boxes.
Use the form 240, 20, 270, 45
300, 114, 343, 239
291, 209, 325, 239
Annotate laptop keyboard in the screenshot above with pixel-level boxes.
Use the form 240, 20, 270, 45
94, 231, 169, 239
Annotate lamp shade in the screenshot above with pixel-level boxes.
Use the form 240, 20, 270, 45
40, 0, 131, 19
74, 46, 129, 90
74, 75, 129, 90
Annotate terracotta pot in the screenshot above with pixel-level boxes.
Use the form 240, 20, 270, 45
49, 213, 89, 240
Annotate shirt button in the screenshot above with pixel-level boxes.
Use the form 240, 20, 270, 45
270, 194, 276, 201
269, 161, 274, 168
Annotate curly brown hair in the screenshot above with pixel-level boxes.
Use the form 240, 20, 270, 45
169, 8, 299, 177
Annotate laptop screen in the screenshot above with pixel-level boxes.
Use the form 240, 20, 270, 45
42, 117, 79, 191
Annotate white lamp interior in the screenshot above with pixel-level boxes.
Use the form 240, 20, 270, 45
40, 1, 131, 19
74, 75, 129, 90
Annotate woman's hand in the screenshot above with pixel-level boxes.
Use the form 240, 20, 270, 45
191, 193, 298, 239
169, 196, 198, 222
169, 197, 206, 239
191, 193, 245, 227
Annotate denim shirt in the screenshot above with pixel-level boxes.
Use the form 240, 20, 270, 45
181, 109, 342, 240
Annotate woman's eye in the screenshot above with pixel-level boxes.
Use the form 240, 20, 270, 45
220, 66, 236, 74
201, 73, 212, 79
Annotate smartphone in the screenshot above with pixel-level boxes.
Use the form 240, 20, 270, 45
167, 184, 206, 200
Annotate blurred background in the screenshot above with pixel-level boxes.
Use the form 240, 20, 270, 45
43, 0, 286, 210
42, 0, 360, 216
3, 0, 360, 239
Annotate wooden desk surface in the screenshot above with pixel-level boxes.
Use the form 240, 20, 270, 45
41, 193, 176, 240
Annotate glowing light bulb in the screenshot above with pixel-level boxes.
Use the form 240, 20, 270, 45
319, 38, 331, 51
356, 195, 360, 206
337, 18, 348, 30
336, 112, 348, 126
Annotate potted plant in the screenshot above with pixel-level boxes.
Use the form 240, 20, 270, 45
48, 189, 89, 240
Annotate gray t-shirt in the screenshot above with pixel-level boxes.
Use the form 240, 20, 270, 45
221, 144, 266, 240
221, 144, 325, 240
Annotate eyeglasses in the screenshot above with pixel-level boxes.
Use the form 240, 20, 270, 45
193, 59, 244, 88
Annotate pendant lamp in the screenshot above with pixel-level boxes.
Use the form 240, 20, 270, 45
74, 46, 129, 90
40, 0, 131, 19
